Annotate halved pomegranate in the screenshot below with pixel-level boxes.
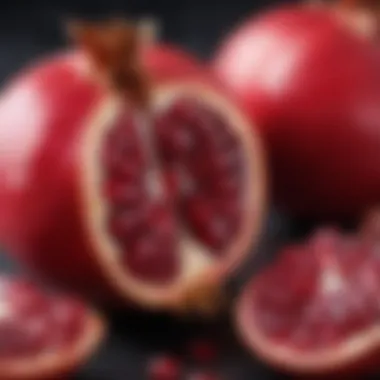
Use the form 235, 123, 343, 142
0, 20, 266, 313
236, 222, 380, 375
0, 275, 105, 380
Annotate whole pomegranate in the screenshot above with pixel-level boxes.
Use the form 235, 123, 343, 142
213, 0, 380, 219
0, 20, 266, 313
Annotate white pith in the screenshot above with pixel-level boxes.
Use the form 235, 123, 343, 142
81, 81, 266, 310
0, 309, 105, 379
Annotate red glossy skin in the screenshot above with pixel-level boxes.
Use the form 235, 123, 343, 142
143, 44, 206, 82
213, 6, 380, 219
0, 51, 112, 298
0, 46, 212, 303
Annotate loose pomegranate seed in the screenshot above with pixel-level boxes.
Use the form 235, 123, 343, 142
187, 339, 218, 364
148, 355, 181, 380
187, 371, 220, 380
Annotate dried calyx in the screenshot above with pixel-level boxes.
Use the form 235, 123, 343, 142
336, 0, 380, 38
68, 19, 151, 106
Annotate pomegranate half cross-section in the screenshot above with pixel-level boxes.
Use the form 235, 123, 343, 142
236, 224, 380, 375
0, 20, 266, 313
0, 276, 105, 380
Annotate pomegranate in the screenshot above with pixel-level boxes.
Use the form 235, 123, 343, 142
147, 355, 181, 380
0, 19, 266, 313
186, 339, 218, 364
236, 222, 380, 375
0, 275, 105, 380
187, 372, 220, 380
213, 0, 380, 219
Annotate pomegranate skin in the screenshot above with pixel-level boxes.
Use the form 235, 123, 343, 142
213, 5, 380, 219
142, 43, 206, 82
0, 48, 208, 301
0, 51, 116, 299
0, 40, 261, 310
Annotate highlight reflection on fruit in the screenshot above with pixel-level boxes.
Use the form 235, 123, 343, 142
0, 19, 266, 314
213, 0, 380, 219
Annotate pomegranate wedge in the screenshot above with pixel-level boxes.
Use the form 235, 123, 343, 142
237, 224, 380, 375
0, 276, 105, 380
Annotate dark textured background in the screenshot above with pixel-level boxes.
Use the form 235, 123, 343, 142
0, 1, 375, 379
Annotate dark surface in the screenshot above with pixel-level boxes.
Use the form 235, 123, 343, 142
0, 210, 294, 380
0, 1, 376, 379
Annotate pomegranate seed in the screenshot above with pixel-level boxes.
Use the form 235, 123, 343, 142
104, 182, 143, 205
109, 209, 146, 240
185, 197, 232, 250
187, 371, 220, 380
164, 169, 181, 199
148, 355, 181, 380
187, 339, 218, 364
124, 233, 178, 283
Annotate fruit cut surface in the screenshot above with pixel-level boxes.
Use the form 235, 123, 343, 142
0, 20, 266, 312
237, 226, 380, 374
100, 94, 247, 286
0, 276, 105, 379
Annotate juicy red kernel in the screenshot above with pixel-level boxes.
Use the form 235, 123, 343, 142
148, 355, 182, 380
253, 227, 380, 350
183, 196, 239, 253
187, 339, 219, 364
183, 196, 237, 251
102, 95, 246, 284
104, 182, 144, 205
156, 98, 244, 244
109, 208, 147, 242
0, 278, 87, 358
123, 230, 178, 284
187, 371, 220, 380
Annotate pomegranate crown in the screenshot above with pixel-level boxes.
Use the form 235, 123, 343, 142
67, 18, 154, 107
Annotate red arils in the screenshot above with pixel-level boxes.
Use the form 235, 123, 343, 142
148, 355, 181, 380
0, 19, 265, 313
0, 276, 105, 379
147, 335, 221, 380
187, 339, 219, 364
187, 372, 220, 380
236, 223, 380, 375
123, 226, 178, 284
